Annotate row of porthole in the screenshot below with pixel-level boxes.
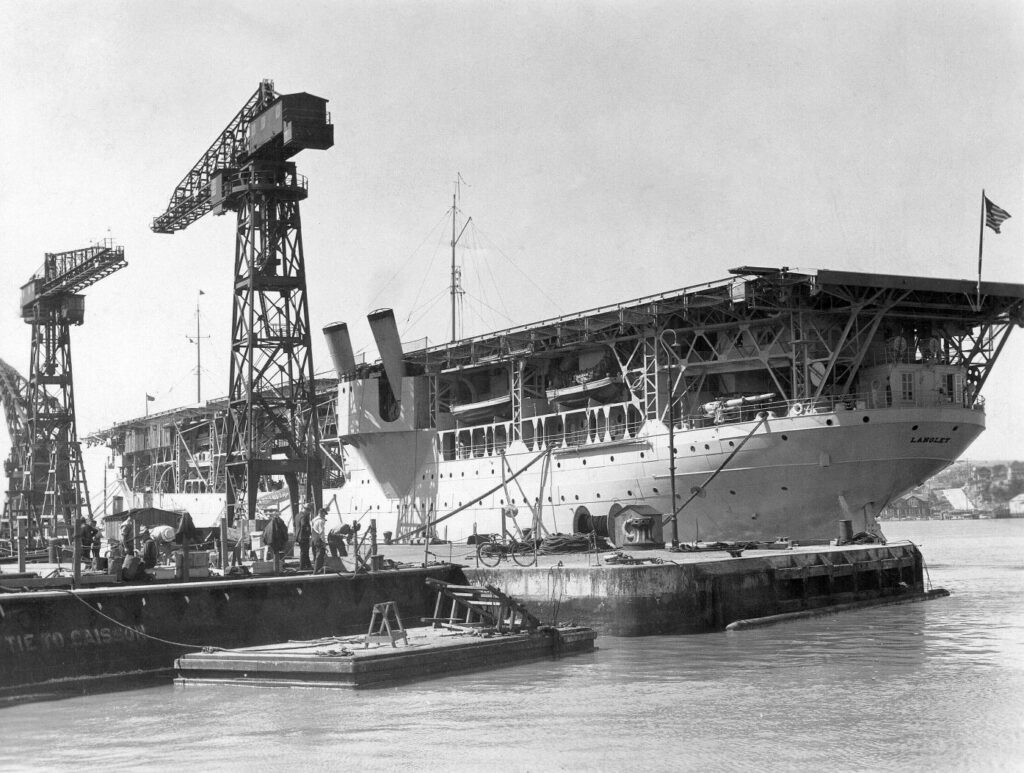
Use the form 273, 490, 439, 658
356, 482, 802, 512
419, 452, 653, 480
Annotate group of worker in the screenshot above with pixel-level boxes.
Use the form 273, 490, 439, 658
86, 505, 358, 578
263, 504, 358, 575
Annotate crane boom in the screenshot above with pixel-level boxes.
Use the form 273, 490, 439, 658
0, 357, 29, 446
151, 80, 277, 234
21, 243, 127, 314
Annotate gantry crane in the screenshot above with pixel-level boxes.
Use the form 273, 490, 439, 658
152, 80, 333, 525
18, 241, 127, 546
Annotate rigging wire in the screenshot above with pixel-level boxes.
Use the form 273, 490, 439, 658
402, 287, 451, 337
462, 291, 517, 328
473, 224, 566, 315
472, 222, 512, 324
369, 208, 452, 313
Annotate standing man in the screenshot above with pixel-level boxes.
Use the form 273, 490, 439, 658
92, 521, 103, 564
262, 510, 289, 574
140, 528, 158, 570
120, 516, 135, 556
79, 517, 98, 565
311, 507, 327, 573
296, 504, 312, 570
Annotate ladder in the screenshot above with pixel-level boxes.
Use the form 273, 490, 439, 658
423, 578, 540, 633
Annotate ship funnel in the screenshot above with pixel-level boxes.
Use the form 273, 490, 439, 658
367, 308, 405, 399
322, 321, 356, 377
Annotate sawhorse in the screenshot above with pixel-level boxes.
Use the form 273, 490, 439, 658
364, 601, 407, 648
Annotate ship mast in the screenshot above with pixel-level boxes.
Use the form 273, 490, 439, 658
187, 290, 208, 403
450, 175, 471, 341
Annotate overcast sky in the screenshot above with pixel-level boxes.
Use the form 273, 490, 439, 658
2, 0, 1022, 476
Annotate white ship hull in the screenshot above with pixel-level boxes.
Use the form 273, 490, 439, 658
332, 403, 984, 542
126, 404, 982, 543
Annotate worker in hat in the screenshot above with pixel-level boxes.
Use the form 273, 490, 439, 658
140, 528, 158, 570
120, 516, 135, 556
79, 516, 98, 565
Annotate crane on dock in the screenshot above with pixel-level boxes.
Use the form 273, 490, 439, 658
151, 80, 333, 525
18, 241, 127, 545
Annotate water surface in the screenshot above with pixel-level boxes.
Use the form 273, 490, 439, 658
2, 519, 1022, 772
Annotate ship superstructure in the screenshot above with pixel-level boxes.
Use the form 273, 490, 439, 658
85, 267, 1023, 543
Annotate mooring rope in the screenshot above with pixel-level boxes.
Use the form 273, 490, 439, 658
59, 588, 225, 653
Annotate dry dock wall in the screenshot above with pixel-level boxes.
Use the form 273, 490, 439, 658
467, 543, 924, 636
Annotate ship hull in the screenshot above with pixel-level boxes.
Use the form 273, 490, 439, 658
141, 404, 983, 544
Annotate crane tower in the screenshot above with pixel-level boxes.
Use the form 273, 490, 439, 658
19, 241, 127, 542
152, 80, 333, 524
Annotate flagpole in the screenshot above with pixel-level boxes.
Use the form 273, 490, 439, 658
977, 189, 985, 309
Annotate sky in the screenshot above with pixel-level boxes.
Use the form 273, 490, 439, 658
1, 0, 1023, 485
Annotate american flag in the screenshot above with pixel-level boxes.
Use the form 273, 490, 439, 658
985, 197, 1011, 233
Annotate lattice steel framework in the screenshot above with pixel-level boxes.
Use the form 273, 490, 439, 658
17, 243, 126, 540
151, 81, 333, 524
224, 161, 321, 523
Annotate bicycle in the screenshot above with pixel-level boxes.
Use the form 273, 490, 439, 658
476, 534, 537, 567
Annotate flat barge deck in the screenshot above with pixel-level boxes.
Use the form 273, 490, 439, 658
175, 624, 596, 689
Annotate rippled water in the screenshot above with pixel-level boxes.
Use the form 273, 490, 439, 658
3, 520, 1022, 772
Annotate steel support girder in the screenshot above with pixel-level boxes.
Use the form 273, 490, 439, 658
224, 182, 321, 524
24, 313, 91, 536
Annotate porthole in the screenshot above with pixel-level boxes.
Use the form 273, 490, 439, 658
610, 456, 615, 462
560, 496, 565, 502
728, 441, 734, 448
826, 419, 833, 426
781, 486, 788, 491
781, 434, 788, 441
596, 493, 601, 499
640, 452, 645, 459
953, 425, 959, 431
653, 487, 659, 494
704, 444, 710, 451
574, 495, 579, 501
627, 490, 633, 496
582, 459, 587, 465
863, 416, 870, 423
730, 490, 736, 495
557, 462, 562, 469
690, 446, 696, 452
912, 425, 919, 431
